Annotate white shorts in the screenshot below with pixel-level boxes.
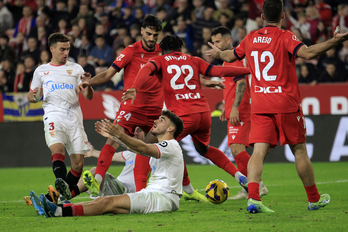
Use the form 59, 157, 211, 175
44, 118, 89, 155
127, 188, 180, 214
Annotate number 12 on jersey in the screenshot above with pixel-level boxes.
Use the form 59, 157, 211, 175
251, 51, 277, 81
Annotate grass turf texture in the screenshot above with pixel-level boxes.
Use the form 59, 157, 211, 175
1, 162, 347, 232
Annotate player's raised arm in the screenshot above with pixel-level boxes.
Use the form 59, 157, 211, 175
95, 119, 160, 159
78, 66, 117, 92
297, 26, 348, 60
206, 42, 238, 63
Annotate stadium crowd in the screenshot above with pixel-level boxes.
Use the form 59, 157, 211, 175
0, 0, 347, 94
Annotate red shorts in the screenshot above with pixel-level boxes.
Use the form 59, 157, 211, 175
114, 109, 161, 136
227, 120, 250, 147
176, 111, 211, 146
250, 110, 306, 148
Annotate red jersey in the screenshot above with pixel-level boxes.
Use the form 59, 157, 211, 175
234, 25, 304, 114
112, 40, 163, 113
222, 59, 250, 121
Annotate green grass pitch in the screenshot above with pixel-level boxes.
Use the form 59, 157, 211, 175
1, 162, 347, 232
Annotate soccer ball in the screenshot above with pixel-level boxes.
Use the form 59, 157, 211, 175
205, 179, 229, 204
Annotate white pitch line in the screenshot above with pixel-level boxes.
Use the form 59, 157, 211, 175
2, 179, 348, 203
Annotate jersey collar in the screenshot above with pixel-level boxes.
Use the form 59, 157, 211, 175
141, 40, 156, 52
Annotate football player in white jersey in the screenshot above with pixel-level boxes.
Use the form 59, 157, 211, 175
27, 33, 94, 203
54, 126, 146, 201
39, 110, 184, 217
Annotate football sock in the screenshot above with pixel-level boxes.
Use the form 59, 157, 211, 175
66, 168, 82, 190
61, 204, 84, 217
204, 146, 238, 177
248, 182, 261, 201
304, 184, 320, 202
234, 151, 250, 176
133, 154, 151, 191
95, 144, 116, 183
70, 185, 80, 198
45, 193, 53, 202
182, 162, 191, 186
183, 183, 194, 194
51, 153, 67, 180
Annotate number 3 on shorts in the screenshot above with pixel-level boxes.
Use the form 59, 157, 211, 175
118, 111, 132, 121
49, 122, 55, 130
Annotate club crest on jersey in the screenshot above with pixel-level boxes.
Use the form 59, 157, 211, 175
66, 70, 73, 75
49, 131, 56, 137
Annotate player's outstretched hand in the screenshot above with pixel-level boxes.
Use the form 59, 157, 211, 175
122, 88, 137, 104
206, 42, 221, 59
78, 82, 89, 93
96, 119, 122, 138
203, 79, 226, 89
81, 72, 92, 82
333, 26, 348, 43
229, 107, 240, 126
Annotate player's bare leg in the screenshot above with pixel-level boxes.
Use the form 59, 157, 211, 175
230, 143, 268, 199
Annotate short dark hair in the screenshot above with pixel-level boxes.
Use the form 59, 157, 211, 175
48, 33, 70, 47
262, 0, 283, 23
211, 26, 231, 37
142, 14, 162, 32
160, 35, 183, 53
161, 110, 183, 139
0, 34, 9, 42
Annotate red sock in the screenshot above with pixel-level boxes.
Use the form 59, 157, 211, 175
204, 146, 238, 177
248, 182, 261, 201
304, 184, 320, 202
133, 154, 151, 191
182, 162, 191, 186
95, 144, 116, 179
72, 205, 84, 216
234, 151, 250, 176
63, 203, 73, 207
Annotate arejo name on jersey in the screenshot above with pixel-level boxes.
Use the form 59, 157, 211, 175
46, 80, 74, 92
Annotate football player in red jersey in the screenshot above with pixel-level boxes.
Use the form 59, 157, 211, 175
77, 15, 165, 196
123, 35, 252, 200
211, 26, 269, 200
206, 0, 348, 213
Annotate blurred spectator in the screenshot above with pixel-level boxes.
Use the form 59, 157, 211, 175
245, 0, 262, 33
191, 0, 205, 22
134, 8, 145, 26
37, 26, 47, 51
67, 0, 79, 24
1, 58, 15, 91
166, 0, 192, 25
213, 0, 234, 21
130, 23, 141, 40
33, 0, 50, 18
0, 34, 15, 67
112, 23, 129, 55
231, 15, 244, 43
132, 0, 150, 15
0, 69, 8, 92
88, 35, 113, 67
77, 17, 88, 34
72, 4, 94, 29
13, 5, 36, 38
92, 3, 105, 24
175, 19, 194, 53
77, 54, 95, 76
123, 35, 134, 47
193, 27, 212, 56
122, 6, 135, 29
318, 62, 346, 83
317, 47, 344, 74
38, 49, 50, 65
52, 0, 71, 30
292, 28, 312, 46
13, 61, 24, 92
306, 6, 321, 40
254, 16, 264, 30
156, 7, 173, 34
313, 20, 329, 44
233, 26, 246, 47
6, 0, 24, 26
12, 32, 26, 62
93, 23, 112, 47
338, 40, 348, 63
314, 0, 332, 28
332, 4, 348, 34
72, 33, 93, 60
287, 11, 311, 40
68, 24, 82, 48
298, 64, 317, 85
21, 36, 40, 63
19, 55, 35, 92
211, 101, 224, 117
218, 13, 233, 29
150, 0, 170, 15
0, 0, 13, 34
55, 18, 71, 35
192, 7, 220, 43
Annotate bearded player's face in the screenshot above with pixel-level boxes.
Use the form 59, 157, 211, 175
141, 27, 160, 50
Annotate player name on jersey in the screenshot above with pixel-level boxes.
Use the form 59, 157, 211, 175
253, 36, 272, 44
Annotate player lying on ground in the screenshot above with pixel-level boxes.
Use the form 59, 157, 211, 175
34, 110, 185, 217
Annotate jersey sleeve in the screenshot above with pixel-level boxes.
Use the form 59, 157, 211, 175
154, 140, 173, 159
192, 56, 214, 76
111, 45, 134, 71
283, 31, 305, 57
30, 68, 42, 91
76, 64, 85, 85
233, 36, 247, 60
132, 60, 158, 90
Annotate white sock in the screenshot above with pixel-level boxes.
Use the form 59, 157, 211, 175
95, 174, 103, 184
234, 171, 243, 183
183, 183, 194, 194
55, 206, 62, 217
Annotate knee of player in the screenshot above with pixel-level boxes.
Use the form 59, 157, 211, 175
71, 160, 84, 172
229, 144, 245, 156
